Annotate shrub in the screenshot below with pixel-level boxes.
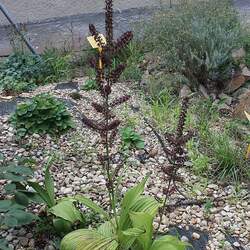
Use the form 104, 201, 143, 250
10, 94, 74, 137
143, 0, 241, 91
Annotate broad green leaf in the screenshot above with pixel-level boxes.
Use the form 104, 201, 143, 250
0, 153, 4, 161
0, 237, 10, 250
97, 220, 116, 238
7, 210, 37, 226
119, 177, 148, 230
28, 181, 53, 207
130, 212, 154, 250
44, 157, 56, 206
3, 172, 25, 182
131, 196, 161, 218
60, 229, 118, 250
4, 183, 16, 193
0, 200, 12, 212
150, 235, 188, 250
50, 200, 83, 223
6, 165, 33, 176
53, 218, 73, 234
2, 216, 18, 227
122, 227, 145, 237
14, 192, 29, 206
74, 195, 110, 220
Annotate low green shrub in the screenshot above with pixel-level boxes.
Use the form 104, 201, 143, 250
0, 50, 72, 94
10, 94, 74, 137
143, 0, 241, 91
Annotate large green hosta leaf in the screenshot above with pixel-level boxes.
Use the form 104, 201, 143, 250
50, 200, 83, 224
129, 212, 154, 250
150, 235, 188, 250
74, 195, 110, 220
60, 229, 118, 250
44, 157, 55, 206
119, 177, 148, 230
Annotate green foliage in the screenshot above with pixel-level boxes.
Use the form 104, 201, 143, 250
10, 94, 74, 137
28, 157, 56, 208
81, 79, 98, 91
242, 33, 250, 67
42, 48, 72, 82
207, 132, 248, 182
0, 238, 10, 250
120, 127, 145, 150
143, 0, 240, 90
60, 178, 188, 250
187, 139, 211, 175
0, 50, 72, 94
119, 42, 144, 82
0, 157, 38, 228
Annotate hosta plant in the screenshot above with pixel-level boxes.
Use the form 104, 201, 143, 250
10, 94, 74, 137
60, 178, 188, 250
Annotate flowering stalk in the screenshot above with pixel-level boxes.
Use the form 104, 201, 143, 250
145, 97, 194, 235
82, 0, 133, 229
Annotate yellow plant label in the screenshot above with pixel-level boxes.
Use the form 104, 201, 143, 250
87, 34, 107, 49
244, 111, 250, 121
246, 145, 250, 160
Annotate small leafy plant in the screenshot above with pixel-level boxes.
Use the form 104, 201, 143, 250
81, 79, 98, 91
10, 94, 74, 137
0, 156, 38, 228
121, 127, 145, 150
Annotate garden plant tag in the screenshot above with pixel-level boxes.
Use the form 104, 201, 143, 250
87, 34, 107, 49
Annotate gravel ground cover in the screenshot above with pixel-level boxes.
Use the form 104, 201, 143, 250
0, 79, 249, 250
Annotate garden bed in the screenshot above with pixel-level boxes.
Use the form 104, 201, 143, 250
0, 79, 249, 250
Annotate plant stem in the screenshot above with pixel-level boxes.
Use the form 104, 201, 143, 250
104, 92, 119, 229
154, 176, 172, 237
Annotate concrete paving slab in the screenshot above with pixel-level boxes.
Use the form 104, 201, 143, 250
0, 0, 171, 25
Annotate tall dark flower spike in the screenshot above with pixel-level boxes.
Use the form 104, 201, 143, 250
82, 0, 132, 222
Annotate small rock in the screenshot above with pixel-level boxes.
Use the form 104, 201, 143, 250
242, 66, 250, 77
148, 148, 158, 158
233, 241, 241, 247
232, 48, 246, 61
61, 187, 73, 195
226, 75, 246, 93
233, 90, 250, 119
181, 236, 189, 242
179, 85, 192, 98
192, 232, 200, 240
19, 237, 29, 247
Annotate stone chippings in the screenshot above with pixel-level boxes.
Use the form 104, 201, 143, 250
0, 79, 249, 250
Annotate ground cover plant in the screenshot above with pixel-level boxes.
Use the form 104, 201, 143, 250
10, 94, 74, 137
0, 49, 72, 95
